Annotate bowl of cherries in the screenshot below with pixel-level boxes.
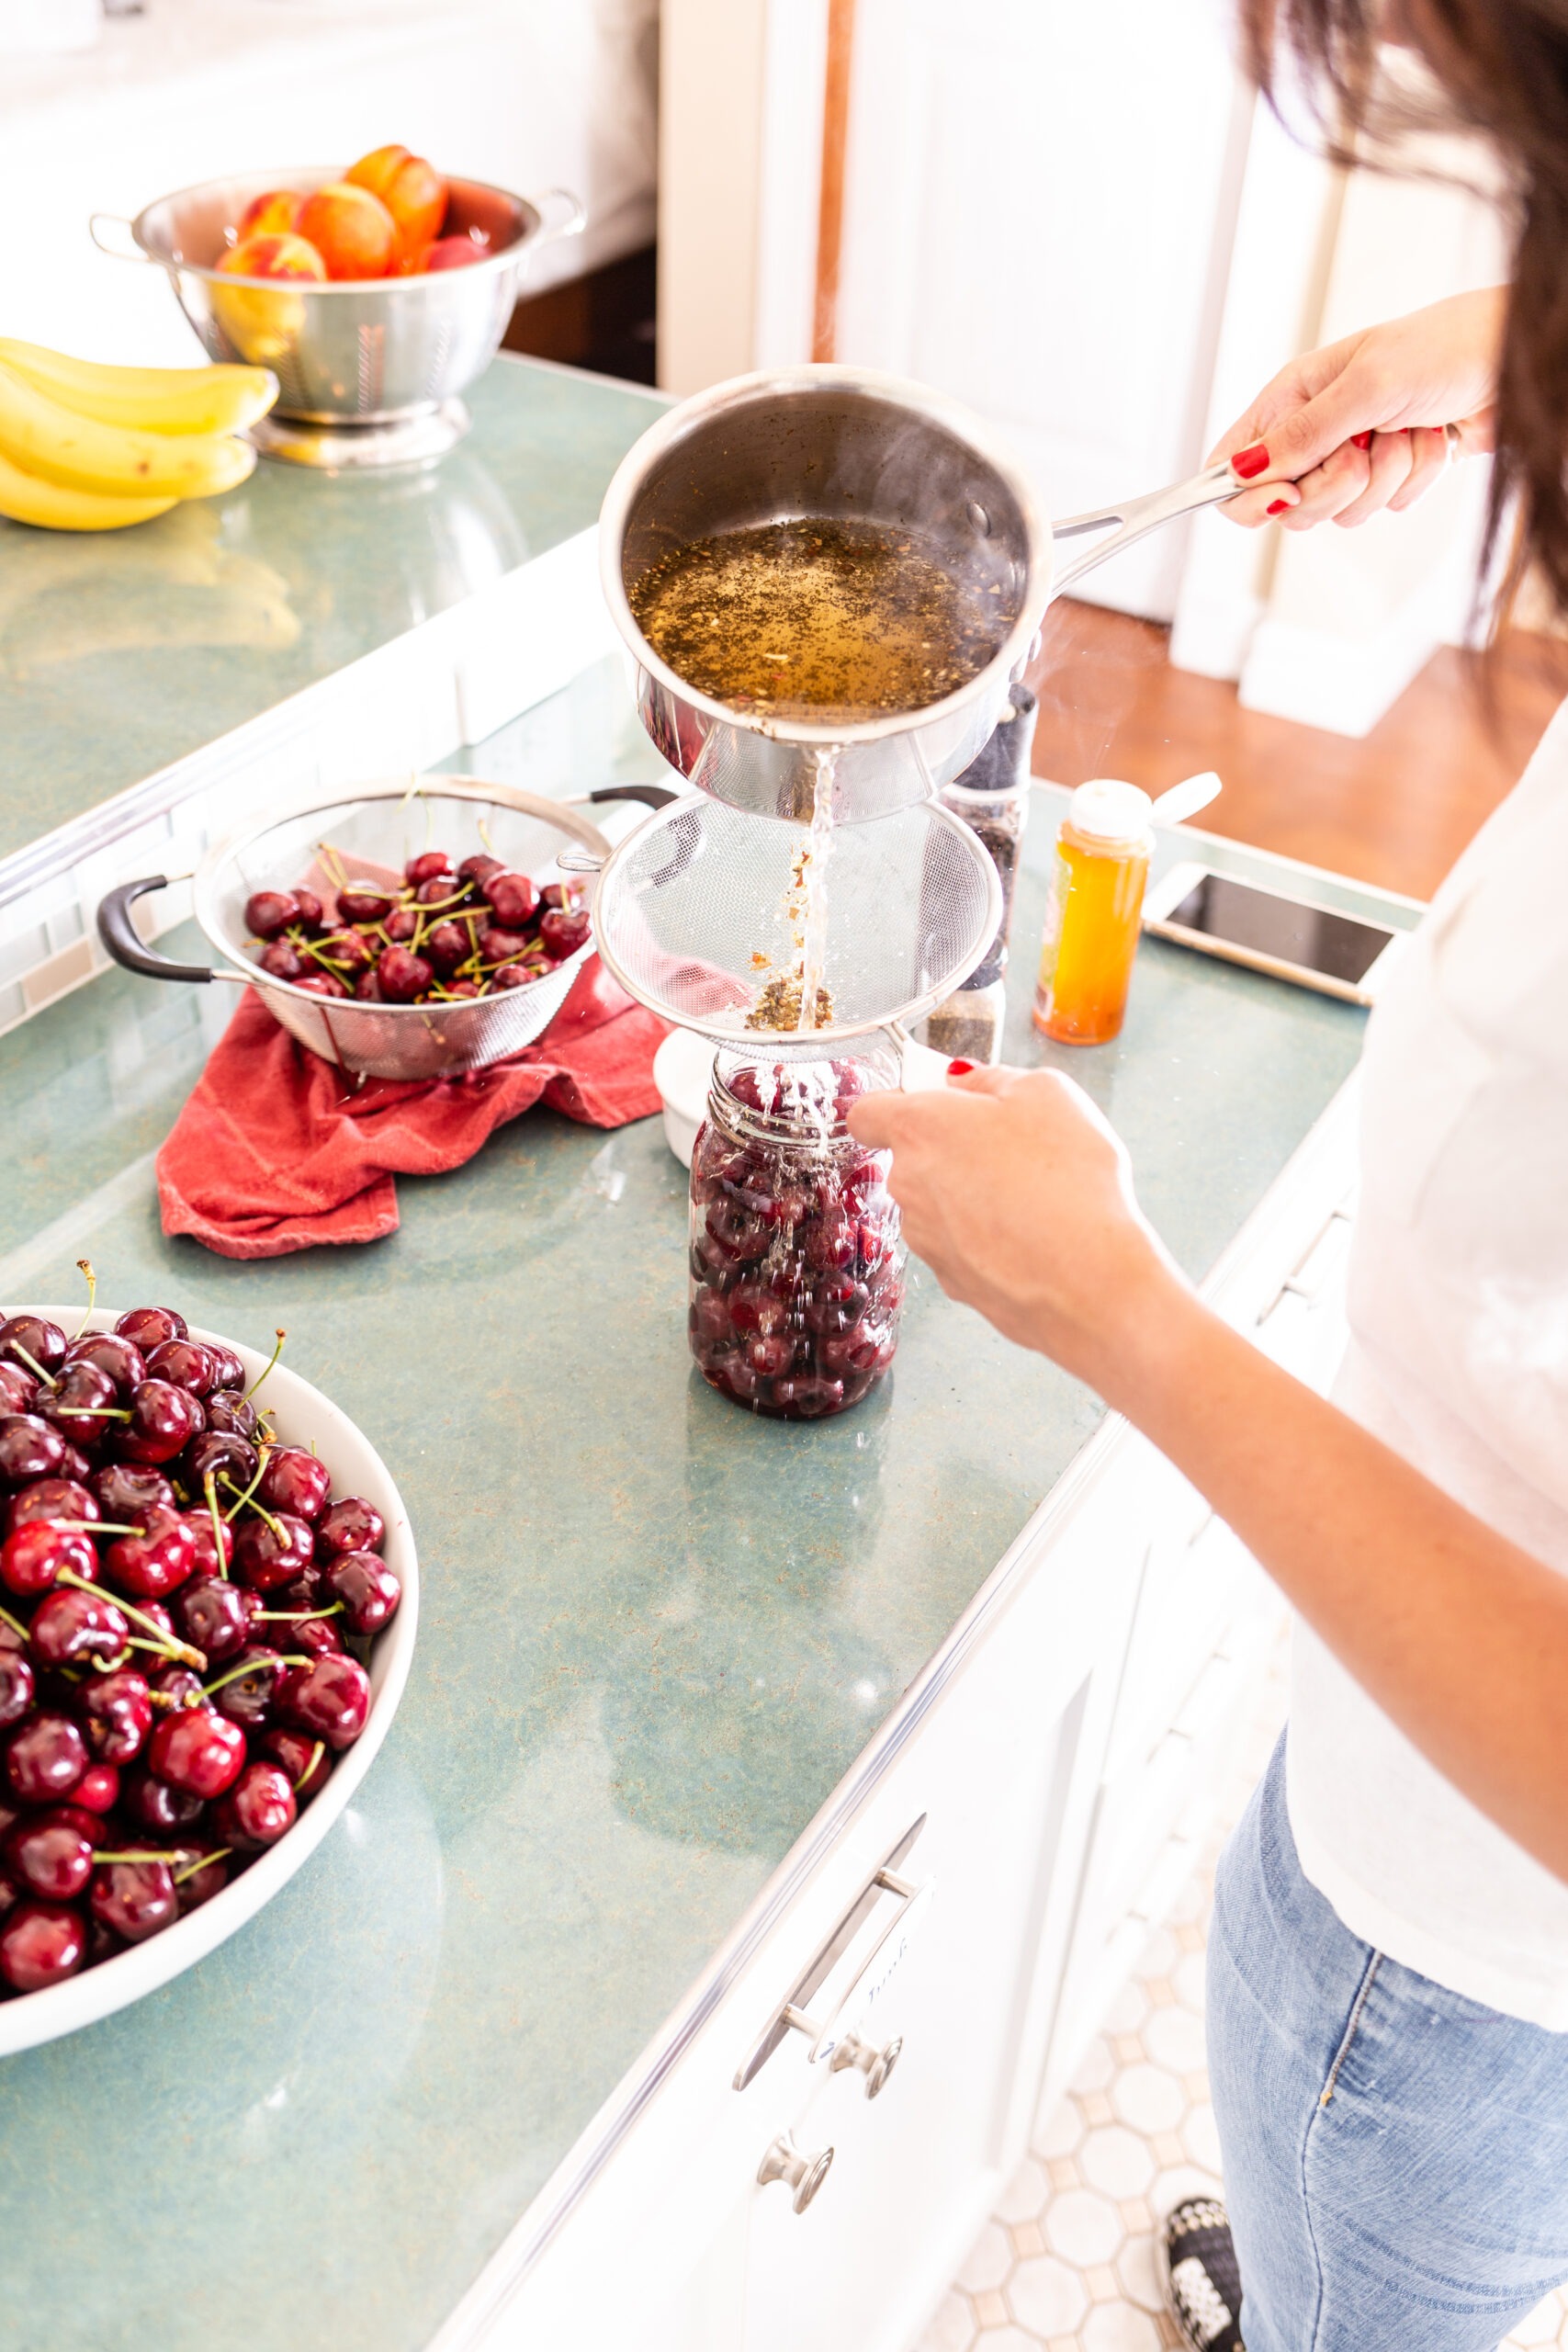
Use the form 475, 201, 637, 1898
0, 1291, 416, 2054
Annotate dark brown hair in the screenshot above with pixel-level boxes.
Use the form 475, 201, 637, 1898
1242, 0, 1568, 616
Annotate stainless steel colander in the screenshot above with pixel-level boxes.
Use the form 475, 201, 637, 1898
585, 793, 1003, 1045
97, 776, 622, 1082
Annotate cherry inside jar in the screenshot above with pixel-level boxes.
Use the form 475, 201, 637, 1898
688, 1045, 905, 1419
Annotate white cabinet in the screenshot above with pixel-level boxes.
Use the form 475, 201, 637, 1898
434, 1083, 1360, 2352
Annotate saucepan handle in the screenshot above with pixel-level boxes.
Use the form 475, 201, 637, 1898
1051, 460, 1242, 595
97, 878, 216, 984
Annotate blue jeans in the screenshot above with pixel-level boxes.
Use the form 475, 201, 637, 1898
1206, 1735, 1568, 2351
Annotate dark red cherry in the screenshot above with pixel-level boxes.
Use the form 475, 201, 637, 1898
232, 1511, 314, 1592
480, 869, 538, 930
728, 1282, 788, 1338
178, 1509, 235, 1581
259, 1725, 332, 1799
148, 1705, 244, 1798
422, 922, 469, 976
295, 973, 350, 1000
268, 1566, 323, 1615
1, 1521, 96, 1600
286, 1612, 343, 1660
93, 1462, 175, 1523
742, 1332, 795, 1379
259, 941, 302, 981
315, 1497, 386, 1564
320, 1543, 400, 1636
65, 1331, 145, 1395
377, 945, 433, 1002
214, 1760, 296, 1850
120, 1763, 203, 1835
457, 853, 502, 887
90, 1858, 176, 1943
208, 1348, 246, 1395
256, 1447, 330, 1524
104, 1507, 195, 1600
172, 1840, 229, 1911
819, 1322, 896, 1380
209, 1644, 285, 1732
382, 906, 420, 944
78, 1668, 152, 1764
118, 1379, 204, 1464
278, 1653, 371, 1749
244, 889, 299, 938
5, 1810, 94, 1901
293, 888, 324, 929
149, 1661, 204, 1711
43, 1360, 118, 1447
404, 850, 454, 887
354, 971, 385, 1003
0, 1900, 85, 1991
336, 888, 394, 924
73, 1763, 119, 1813
143, 1339, 218, 1397
172, 1576, 249, 1663
115, 1307, 187, 1352
0, 1364, 34, 1415
0, 1315, 67, 1377
772, 1373, 846, 1418
28, 1587, 129, 1670
6, 1710, 87, 1804
183, 1432, 255, 1507
0, 1414, 68, 1486
479, 926, 528, 965
539, 907, 591, 958
55, 1440, 95, 1485
6, 1476, 97, 1535
415, 876, 462, 908
317, 928, 375, 978
805, 1274, 869, 1336
0, 1648, 34, 1727
204, 1392, 257, 1442
492, 964, 536, 991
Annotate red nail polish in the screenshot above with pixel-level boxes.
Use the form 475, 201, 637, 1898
1267, 498, 1290, 515
1351, 431, 1373, 451
1232, 443, 1269, 480
947, 1058, 974, 1076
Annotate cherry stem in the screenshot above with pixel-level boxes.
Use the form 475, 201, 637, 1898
172, 1847, 231, 1887
71, 1260, 97, 1342
255, 1600, 343, 1621
53, 1405, 130, 1420
243, 1330, 286, 1404
203, 1475, 229, 1580
88, 1646, 132, 1673
56, 1567, 205, 1668
200, 1651, 308, 1702
56, 1520, 141, 1535
300, 1739, 326, 1788
221, 1445, 273, 1525
11, 1341, 57, 1391
92, 1849, 172, 1867
0, 1601, 28, 1644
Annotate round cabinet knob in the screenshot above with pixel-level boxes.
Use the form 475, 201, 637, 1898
757, 2130, 835, 2214
829, 2030, 903, 2099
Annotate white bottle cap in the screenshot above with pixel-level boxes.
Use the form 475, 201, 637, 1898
1066, 778, 1153, 843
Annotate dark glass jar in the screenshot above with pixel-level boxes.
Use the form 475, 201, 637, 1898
687, 1044, 905, 1419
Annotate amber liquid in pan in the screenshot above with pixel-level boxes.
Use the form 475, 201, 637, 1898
628, 518, 1009, 723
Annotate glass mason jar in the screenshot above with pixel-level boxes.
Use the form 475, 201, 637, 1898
687, 1042, 905, 1419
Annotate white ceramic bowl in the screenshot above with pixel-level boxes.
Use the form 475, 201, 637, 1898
0, 1310, 417, 2057
652, 1027, 716, 1169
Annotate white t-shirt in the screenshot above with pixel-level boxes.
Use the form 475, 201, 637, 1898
1286, 698, 1568, 2030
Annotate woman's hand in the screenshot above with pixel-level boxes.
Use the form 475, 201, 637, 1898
1211, 287, 1504, 531
847, 1064, 1188, 1399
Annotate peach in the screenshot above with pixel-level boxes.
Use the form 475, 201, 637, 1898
414, 234, 488, 274
294, 182, 397, 281
218, 232, 328, 282
346, 143, 448, 266
236, 188, 303, 241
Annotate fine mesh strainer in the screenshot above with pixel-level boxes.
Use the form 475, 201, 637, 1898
586, 793, 1004, 1044
97, 776, 628, 1083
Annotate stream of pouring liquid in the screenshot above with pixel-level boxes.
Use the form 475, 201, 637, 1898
795, 745, 838, 1034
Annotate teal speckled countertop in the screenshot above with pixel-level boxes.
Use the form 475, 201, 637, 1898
0, 356, 661, 867
0, 662, 1392, 2352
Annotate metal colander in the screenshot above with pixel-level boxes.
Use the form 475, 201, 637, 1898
589, 794, 1003, 1044
99, 778, 613, 1083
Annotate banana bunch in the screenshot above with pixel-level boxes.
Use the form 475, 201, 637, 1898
0, 340, 277, 533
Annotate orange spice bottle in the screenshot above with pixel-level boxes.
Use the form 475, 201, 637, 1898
1032, 780, 1156, 1046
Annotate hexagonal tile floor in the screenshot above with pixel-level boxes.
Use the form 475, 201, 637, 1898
915, 1701, 1568, 2352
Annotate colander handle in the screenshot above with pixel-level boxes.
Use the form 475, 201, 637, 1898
89, 213, 151, 265
97, 877, 215, 984
587, 786, 680, 812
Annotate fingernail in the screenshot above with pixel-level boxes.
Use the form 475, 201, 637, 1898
1232, 442, 1269, 480
947, 1058, 974, 1076
1351, 431, 1373, 450
1267, 498, 1291, 516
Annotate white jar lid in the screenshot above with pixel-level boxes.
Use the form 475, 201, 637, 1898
1067, 778, 1153, 843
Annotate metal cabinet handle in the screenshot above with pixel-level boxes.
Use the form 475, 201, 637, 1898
1256, 1204, 1354, 1326
758, 2131, 835, 2215
829, 2030, 903, 2099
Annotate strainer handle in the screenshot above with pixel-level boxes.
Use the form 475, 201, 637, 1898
97, 877, 215, 984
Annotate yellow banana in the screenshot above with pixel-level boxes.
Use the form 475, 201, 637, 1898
0, 444, 175, 531
0, 339, 277, 437
0, 361, 256, 498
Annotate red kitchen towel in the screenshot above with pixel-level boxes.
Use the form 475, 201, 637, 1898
156, 956, 669, 1261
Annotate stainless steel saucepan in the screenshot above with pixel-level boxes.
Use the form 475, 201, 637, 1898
598, 364, 1243, 824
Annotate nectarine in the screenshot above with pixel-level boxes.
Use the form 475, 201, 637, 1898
295, 182, 397, 281
219, 232, 328, 282
236, 188, 303, 240
417, 234, 489, 273
346, 143, 448, 267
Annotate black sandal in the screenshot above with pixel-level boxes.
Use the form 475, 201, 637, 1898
1159, 2196, 1247, 2351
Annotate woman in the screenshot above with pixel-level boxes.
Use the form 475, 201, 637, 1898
851, 9, 1568, 2348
